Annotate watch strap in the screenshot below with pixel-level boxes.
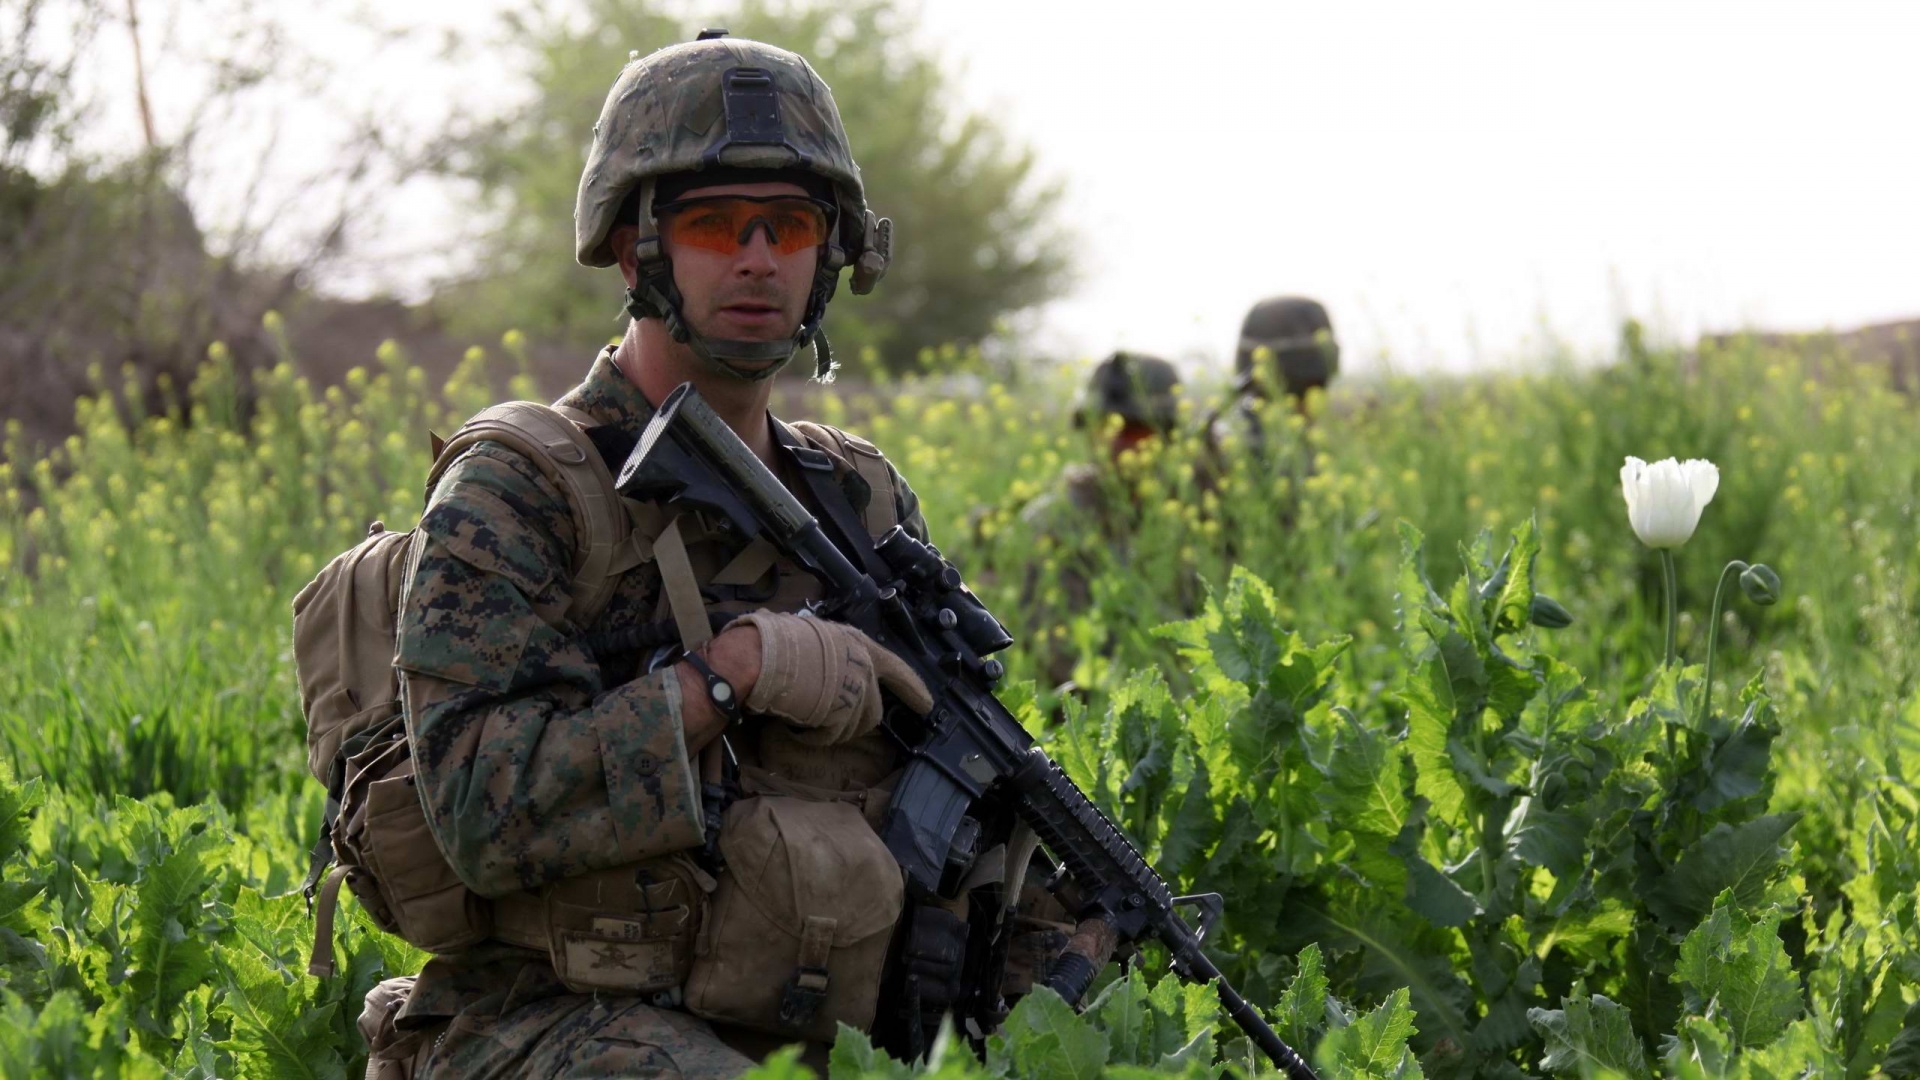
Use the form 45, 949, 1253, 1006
681, 649, 743, 726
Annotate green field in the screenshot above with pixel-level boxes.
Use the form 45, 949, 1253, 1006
2, 326, 1916, 1077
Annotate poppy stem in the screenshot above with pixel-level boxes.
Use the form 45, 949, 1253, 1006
1699, 560, 1749, 729
1659, 549, 1678, 668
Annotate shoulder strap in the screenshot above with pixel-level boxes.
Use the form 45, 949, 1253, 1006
786, 420, 899, 537
425, 401, 627, 627
773, 421, 893, 582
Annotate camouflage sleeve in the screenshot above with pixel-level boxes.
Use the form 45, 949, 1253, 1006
394, 442, 702, 897
887, 457, 931, 544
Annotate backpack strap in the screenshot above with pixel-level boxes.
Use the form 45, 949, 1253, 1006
425, 402, 628, 627
786, 421, 899, 538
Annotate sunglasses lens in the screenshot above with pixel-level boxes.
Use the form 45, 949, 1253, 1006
663, 198, 830, 255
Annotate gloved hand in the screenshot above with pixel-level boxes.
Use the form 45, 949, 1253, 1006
727, 610, 933, 745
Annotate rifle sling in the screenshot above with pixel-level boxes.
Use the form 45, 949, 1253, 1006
773, 420, 894, 582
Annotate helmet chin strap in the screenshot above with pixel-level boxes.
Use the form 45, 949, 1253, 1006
624, 284, 836, 384
623, 282, 801, 383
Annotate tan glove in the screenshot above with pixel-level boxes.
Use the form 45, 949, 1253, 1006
729, 611, 934, 745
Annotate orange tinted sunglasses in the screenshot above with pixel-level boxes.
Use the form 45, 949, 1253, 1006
656, 195, 836, 256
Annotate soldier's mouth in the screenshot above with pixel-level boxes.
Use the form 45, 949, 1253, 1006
716, 303, 787, 334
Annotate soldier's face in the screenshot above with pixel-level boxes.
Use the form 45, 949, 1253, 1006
658, 180, 819, 344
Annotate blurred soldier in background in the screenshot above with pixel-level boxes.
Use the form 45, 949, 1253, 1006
1013, 351, 1184, 694
1205, 296, 1339, 466
1201, 295, 1339, 499
986, 351, 1185, 994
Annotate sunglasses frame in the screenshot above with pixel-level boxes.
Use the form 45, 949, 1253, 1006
652, 193, 840, 256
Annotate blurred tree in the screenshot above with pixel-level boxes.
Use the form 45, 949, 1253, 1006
0, 0, 440, 445
440, 0, 1072, 376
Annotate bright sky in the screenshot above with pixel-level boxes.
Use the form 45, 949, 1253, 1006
72, 0, 1920, 376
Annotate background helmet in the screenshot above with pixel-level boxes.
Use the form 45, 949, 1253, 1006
575, 32, 892, 380
1235, 296, 1339, 397
1076, 351, 1182, 434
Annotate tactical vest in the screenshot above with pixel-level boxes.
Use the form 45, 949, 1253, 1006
293, 400, 911, 1044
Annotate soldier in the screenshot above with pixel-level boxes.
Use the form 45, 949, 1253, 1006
356, 32, 1090, 1078
1012, 351, 1186, 694
1200, 295, 1339, 502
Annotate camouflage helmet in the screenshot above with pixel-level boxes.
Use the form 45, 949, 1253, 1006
1076, 352, 1182, 434
1235, 296, 1338, 397
575, 31, 892, 381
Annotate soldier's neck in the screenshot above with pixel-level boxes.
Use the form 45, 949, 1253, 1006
617, 319, 778, 464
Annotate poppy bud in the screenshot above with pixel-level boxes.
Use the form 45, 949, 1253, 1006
1529, 594, 1574, 629
1740, 563, 1781, 606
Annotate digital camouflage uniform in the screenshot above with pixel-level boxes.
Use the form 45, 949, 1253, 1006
389, 348, 928, 1076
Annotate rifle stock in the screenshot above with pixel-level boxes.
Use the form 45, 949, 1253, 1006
620, 383, 1318, 1080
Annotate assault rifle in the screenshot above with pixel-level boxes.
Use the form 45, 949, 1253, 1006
617, 383, 1318, 1080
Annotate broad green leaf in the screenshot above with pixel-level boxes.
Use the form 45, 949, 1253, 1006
1733, 1016, 1840, 1079
1529, 993, 1651, 1079
1674, 892, 1802, 1049
1088, 968, 1155, 1065
1299, 896, 1475, 1053
1270, 944, 1330, 1053
0, 770, 44, 863
998, 987, 1107, 1080
1156, 754, 1217, 875
1485, 657, 1543, 726
0, 880, 47, 932
1475, 988, 1537, 1056
1323, 711, 1412, 840
213, 943, 349, 1080
168, 986, 221, 1079
829, 1023, 910, 1079
1491, 517, 1542, 635
1881, 998, 1920, 1078
1644, 814, 1802, 932
1686, 703, 1779, 816
1089, 969, 1212, 1068
1447, 735, 1520, 799
1314, 986, 1423, 1079
1510, 806, 1587, 879
1535, 902, 1636, 959
1660, 1015, 1733, 1080
1402, 658, 1469, 824
127, 815, 229, 1048
1403, 853, 1482, 929
1146, 972, 1218, 1051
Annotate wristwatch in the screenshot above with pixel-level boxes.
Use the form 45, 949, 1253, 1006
680, 649, 743, 726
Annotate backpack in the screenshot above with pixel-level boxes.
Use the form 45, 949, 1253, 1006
293, 401, 627, 975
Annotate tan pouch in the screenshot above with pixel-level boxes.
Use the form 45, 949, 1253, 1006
685, 795, 905, 1043
336, 724, 492, 954
358, 976, 437, 1080
505, 854, 714, 995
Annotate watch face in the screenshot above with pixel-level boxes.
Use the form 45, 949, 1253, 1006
712, 681, 734, 705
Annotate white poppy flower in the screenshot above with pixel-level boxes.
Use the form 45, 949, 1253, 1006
1620, 456, 1719, 549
